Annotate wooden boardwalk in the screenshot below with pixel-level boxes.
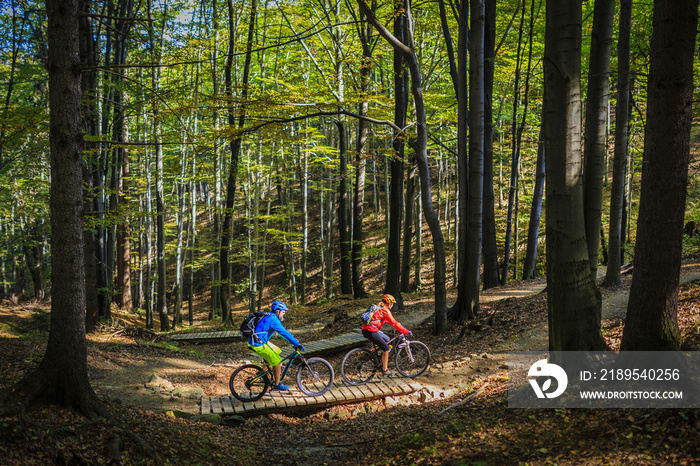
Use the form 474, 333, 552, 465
169, 329, 242, 344
172, 313, 434, 417
171, 330, 368, 358
201, 377, 423, 416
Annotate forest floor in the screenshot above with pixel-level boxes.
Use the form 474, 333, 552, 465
1, 259, 700, 465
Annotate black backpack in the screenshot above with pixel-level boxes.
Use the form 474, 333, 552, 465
240, 311, 268, 343
360, 305, 379, 324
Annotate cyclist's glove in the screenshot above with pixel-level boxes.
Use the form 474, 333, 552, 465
295, 344, 305, 352
407, 331, 413, 336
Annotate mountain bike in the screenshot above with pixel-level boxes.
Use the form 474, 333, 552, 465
340, 333, 430, 385
229, 347, 334, 402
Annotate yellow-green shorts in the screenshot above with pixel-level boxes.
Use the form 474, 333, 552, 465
248, 341, 283, 366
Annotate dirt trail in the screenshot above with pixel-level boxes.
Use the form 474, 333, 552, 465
492, 262, 700, 353
88, 262, 700, 415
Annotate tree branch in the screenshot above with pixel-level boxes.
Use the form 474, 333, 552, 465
356, 0, 412, 58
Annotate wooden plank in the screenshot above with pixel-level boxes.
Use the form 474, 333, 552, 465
209, 397, 222, 414
200, 397, 211, 414
324, 387, 339, 404
293, 391, 312, 406
314, 390, 333, 406
232, 403, 245, 415
220, 396, 234, 414
374, 380, 392, 398
217, 396, 228, 414
388, 379, 407, 396
250, 398, 268, 412
270, 391, 293, 408
352, 384, 374, 402
335, 385, 353, 402
239, 400, 255, 414
374, 382, 392, 397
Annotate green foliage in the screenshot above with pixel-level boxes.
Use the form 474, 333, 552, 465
0, 0, 685, 311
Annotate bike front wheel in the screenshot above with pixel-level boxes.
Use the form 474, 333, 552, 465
229, 364, 270, 402
341, 347, 378, 385
395, 341, 431, 378
296, 357, 334, 396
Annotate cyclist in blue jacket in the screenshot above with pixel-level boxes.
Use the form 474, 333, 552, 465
247, 300, 304, 391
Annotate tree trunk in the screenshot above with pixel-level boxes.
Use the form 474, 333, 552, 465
543, 0, 607, 352
301, 146, 308, 304
582, 0, 614, 278
621, 0, 697, 351
337, 120, 352, 295
481, 0, 500, 290
522, 127, 545, 280
352, 126, 368, 299
352, 10, 372, 300
116, 139, 132, 310
359, 0, 448, 334
209, 0, 222, 318
112, 0, 133, 310
24, 227, 43, 300
603, 0, 632, 287
461, 0, 485, 321
220, 0, 257, 324
148, 0, 169, 331
4, 0, 106, 418
386, 0, 409, 307
401, 155, 416, 293
501, 2, 526, 285
437, 0, 468, 309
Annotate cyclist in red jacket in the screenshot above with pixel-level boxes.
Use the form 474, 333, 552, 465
361, 294, 411, 375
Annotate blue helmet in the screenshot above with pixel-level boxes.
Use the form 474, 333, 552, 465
271, 300, 289, 313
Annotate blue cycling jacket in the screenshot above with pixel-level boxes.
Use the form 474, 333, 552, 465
249, 313, 300, 347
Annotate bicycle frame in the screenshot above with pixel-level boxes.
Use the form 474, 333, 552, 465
255, 349, 305, 384
340, 331, 429, 385
367, 333, 408, 357
278, 350, 304, 382
368, 333, 424, 368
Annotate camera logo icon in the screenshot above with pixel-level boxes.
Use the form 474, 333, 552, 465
528, 359, 568, 399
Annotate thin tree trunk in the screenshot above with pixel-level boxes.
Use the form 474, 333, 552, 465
352, 10, 372, 299
210, 0, 222, 319
481, 0, 500, 290
336, 120, 352, 294
583, 0, 614, 278
414, 172, 423, 289
359, 0, 448, 334
147, 0, 169, 331
461, 0, 485, 321
220, 0, 256, 325
301, 145, 309, 303
79, 0, 100, 330
502, 0, 533, 285
522, 127, 545, 280
401, 155, 416, 293
438, 0, 468, 314
603, 0, 632, 287
386, 0, 409, 307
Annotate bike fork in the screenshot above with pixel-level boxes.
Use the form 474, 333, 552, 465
403, 345, 415, 363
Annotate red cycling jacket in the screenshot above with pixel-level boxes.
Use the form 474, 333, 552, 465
361, 304, 410, 334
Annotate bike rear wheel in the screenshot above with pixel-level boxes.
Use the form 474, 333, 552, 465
296, 357, 334, 396
229, 364, 270, 402
395, 341, 431, 378
341, 348, 378, 385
